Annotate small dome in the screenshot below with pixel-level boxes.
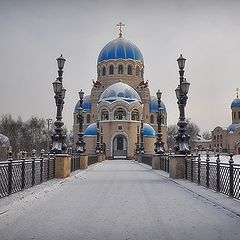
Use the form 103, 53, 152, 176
98, 37, 144, 64
99, 82, 142, 104
84, 123, 97, 136
231, 98, 240, 109
227, 123, 240, 133
143, 123, 156, 138
150, 96, 167, 113
74, 95, 91, 112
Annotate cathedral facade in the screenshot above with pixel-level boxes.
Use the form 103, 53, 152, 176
73, 28, 167, 159
212, 95, 240, 154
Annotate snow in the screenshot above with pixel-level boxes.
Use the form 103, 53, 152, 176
0, 160, 240, 240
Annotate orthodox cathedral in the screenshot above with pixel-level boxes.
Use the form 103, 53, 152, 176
73, 25, 167, 159
212, 92, 240, 154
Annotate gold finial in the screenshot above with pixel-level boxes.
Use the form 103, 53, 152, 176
116, 22, 125, 37
237, 88, 239, 98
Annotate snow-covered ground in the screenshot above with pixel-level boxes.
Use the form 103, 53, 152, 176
0, 160, 240, 240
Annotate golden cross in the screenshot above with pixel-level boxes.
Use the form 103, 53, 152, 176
116, 22, 125, 37
237, 88, 239, 98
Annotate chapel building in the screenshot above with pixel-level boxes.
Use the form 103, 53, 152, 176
73, 27, 167, 159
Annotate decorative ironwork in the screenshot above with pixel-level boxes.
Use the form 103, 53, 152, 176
185, 154, 240, 200
0, 155, 55, 198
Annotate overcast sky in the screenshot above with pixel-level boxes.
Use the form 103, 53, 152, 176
1, 0, 240, 133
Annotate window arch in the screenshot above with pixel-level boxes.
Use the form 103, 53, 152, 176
127, 65, 132, 75
102, 66, 106, 76
150, 114, 154, 124
131, 109, 139, 121
109, 65, 114, 75
114, 108, 126, 120
136, 66, 140, 76
86, 114, 90, 123
101, 109, 109, 120
118, 64, 123, 74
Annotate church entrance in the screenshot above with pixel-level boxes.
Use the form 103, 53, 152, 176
113, 135, 127, 159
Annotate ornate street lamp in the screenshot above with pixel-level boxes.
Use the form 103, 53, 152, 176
51, 55, 67, 154
75, 89, 86, 153
95, 120, 101, 154
154, 89, 165, 154
139, 119, 145, 154
174, 54, 191, 155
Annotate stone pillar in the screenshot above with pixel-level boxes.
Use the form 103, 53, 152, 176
80, 155, 88, 169
55, 154, 71, 178
169, 155, 186, 179
137, 154, 142, 163
152, 155, 160, 170
97, 154, 102, 162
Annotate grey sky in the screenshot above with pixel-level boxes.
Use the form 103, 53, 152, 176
0, 0, 240, 133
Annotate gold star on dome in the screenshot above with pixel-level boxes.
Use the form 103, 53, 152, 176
116, 22, 125, 38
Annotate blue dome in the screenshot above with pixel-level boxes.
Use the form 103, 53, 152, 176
99, 82, 142, 104
98, 37, 144, 64
231, 98, 240, 109
84, 123, 97, 136
74, 95, 91, 112
150, 96, 167, 113
143, 123, 156, 138
227, 123, 240, 133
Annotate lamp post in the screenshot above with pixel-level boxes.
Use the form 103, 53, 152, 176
154, 89, 165, 154
46, 118, 52, 153
139, 119, 145, 154
75, 89, 86, 154
174, 54, 191, 155
51, 55, 67, 154
95, 120, 101, 154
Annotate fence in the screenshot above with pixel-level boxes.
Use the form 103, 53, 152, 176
159, 155, 170, 173
185, 154, 240, 200
0, 155, 55, 198
142, 154, 152, 166
70, 154, 99, 172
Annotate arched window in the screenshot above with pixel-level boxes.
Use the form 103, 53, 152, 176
127, 65, 132, 75
131, 109, 139, 121
114, 108, 126, 120
136, 66, 140, 76
150, 115, 154, 124
102, 66, 106, 76
109, 65, 114, 75
141, 69, 144, 78
86, 114, 90, 123
101, 109, 109, 120
118, 64, 123, 74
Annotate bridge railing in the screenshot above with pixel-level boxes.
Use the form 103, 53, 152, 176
159, 155, 170, 173
185, 154, 240, 200
0, 155, 55, 198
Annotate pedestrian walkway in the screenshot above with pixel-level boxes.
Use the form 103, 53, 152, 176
0, 160, 240, 240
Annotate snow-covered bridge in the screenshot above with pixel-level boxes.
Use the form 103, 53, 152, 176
1, 160, 240, 240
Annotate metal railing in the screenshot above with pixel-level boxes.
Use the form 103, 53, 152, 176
185, 154, 240, 199
142, 154, 152, 166
0, 154, 55, 198
159, 155, 170, 173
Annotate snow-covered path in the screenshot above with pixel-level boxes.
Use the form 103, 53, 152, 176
1, 160, 240, 240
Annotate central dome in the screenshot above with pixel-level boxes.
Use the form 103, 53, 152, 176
99, 82, 142, 104
97, 37, 144, 64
